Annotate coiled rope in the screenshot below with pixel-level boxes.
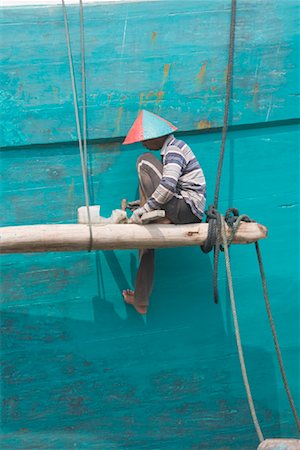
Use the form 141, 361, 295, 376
62, 0, 93, 251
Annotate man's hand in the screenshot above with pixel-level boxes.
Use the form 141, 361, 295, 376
127, 200, 141, 211
129, 207, 145, 224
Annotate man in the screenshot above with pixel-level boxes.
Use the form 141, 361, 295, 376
122, 109, 206, 314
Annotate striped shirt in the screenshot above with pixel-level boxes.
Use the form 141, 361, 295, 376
143, 135, 206, 219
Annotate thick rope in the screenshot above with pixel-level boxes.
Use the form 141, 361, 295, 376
62, 0, 93, 251
202, 206, 251, 303
201, 0, 237, 303
255, 242, 300, 432
221, 216, 264, 443
214, 0, 236, 209
200, 0, 299, 437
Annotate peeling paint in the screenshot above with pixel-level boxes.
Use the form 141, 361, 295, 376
139, 92, 145, 109
114, 107, 124, 136
252, 83, 260, 110
151, 31, 157, 45
107, 93, 113, 104
196, 119, 211, 129
156, 91, 164, 103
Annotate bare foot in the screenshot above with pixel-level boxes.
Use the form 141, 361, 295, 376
122, 289, 148, 315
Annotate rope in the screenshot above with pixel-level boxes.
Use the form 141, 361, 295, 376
202, 206, 252, 303
255, 242, 300, 432
62, 0, 93, 251
220, 215, 264, 443
201, 0, 237, 302
214, 0, 237, 209
200, 0, 298, 437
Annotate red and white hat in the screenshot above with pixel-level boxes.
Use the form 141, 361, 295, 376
123, 109, 177, 145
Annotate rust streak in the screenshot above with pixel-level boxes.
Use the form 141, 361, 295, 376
162, 63, 171, 87
197, 62, 207, 84
156, 91, 165, 103
151, 31, 157, 45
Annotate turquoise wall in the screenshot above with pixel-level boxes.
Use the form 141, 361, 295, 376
0, 0, 299, 147
1, 124, 299, 448
1, 1, 299, 449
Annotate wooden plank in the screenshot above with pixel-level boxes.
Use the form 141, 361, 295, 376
257, 439, 300, 450
0, 222, 267, 254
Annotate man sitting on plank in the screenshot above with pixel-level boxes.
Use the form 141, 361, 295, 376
122, 109, 206, 314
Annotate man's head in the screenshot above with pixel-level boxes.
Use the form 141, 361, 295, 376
142, 135, 169, 151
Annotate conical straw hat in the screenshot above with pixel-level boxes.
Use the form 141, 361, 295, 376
123, 110, 177, 145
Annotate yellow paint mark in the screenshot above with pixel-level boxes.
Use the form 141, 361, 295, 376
115, 107, 124, 135
156, 91, 165, 103
253, 83, 259, 95
107, 93, 113, 104
252, 83, 260, 110
151, 31, 157, 45
162, 63, 171, 87
196, 120, 211, 130
196, 62, 207, 84
211, 85, 217, 92
121, 95, 127, 103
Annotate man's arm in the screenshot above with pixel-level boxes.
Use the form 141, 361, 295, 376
142, 148, 186, 213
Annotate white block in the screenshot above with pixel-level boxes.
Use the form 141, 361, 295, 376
78, 205, 102, 224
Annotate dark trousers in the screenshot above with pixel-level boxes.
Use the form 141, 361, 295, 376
134, 152, 201, 306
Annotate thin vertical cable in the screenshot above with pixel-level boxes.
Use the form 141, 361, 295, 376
62, 0, 93, 251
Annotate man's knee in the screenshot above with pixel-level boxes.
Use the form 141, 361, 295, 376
136, 152, 156, 168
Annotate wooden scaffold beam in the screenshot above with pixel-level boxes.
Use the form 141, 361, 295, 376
0, 222, 267, 254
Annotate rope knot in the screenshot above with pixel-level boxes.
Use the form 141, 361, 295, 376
225, 208, 252, 227
205, 205, 218, 221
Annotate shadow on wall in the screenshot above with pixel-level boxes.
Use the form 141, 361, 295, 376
92, 246, 219, 331
1, 310, 281, 449
1, 246, 285, 449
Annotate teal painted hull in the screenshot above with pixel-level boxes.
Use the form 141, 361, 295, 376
0, 1, 299, 449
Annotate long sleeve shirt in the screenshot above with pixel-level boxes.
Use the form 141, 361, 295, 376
142, 135, 206, 220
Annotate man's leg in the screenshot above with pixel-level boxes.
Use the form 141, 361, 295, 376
137, 152, 163, 201
164, 197, 202, 224
123, 153, 163, 314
